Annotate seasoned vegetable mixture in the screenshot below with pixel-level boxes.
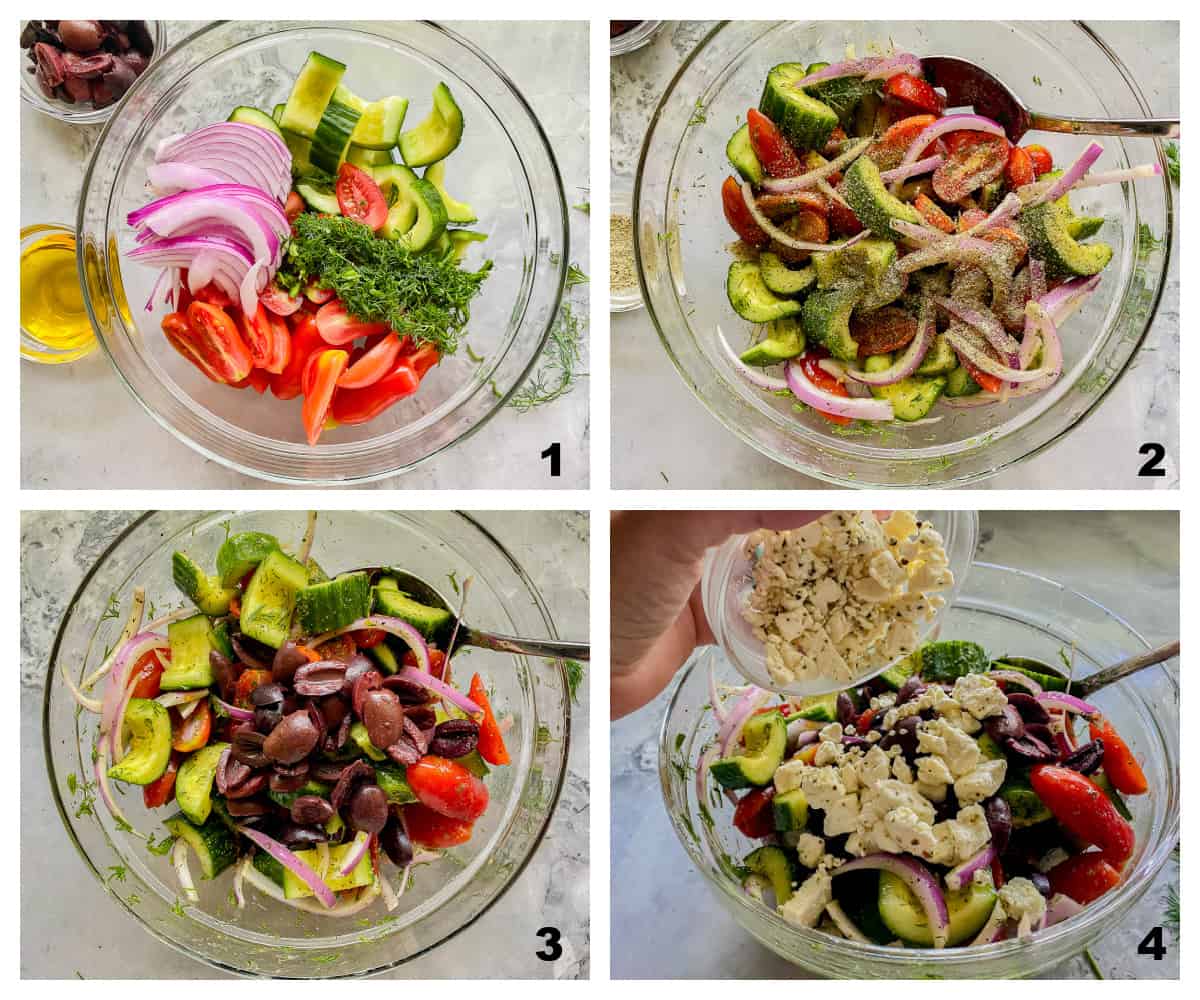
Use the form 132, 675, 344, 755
720, 52, 1162, 425
64, 517, 511, 916
701, 638, 1147, 947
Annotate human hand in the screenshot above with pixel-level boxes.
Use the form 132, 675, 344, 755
610, 511, 829, 719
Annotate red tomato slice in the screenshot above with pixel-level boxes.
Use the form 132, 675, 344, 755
143, 754, 180, 808
128, 649, 166, 699
335, 163, 388, 231
260, 282, 303, 317
403, 647, 447, 680
238, 302, 276, 369
406, 756, 490, 821
171, 700, 213, 753
469, 673, 511, 766
270, 314, 326, 401
798, 351, 852, 426
262, 309, 291, 375
733, 787, 777, 839
193, 283, 234, 308
402, 803, 474, 848
827, 197, 864, 236
1004, 145, 1036, 189
1089, 717, 1149, 795
304, 281, 335, 305
746, 108, 804, 178
233, 668, 273, 709
720, 175, 769, 247
962, 359, 1003, 394
337, 333, 403, 389
1029, 765, 1135, 867
315, 299, 392, 346
1047, 853, 1122, 905
181, 302, 253, 383
350, 628, 386, 649
329, 359, 420, 425
914, 193, 956, 233
1024, 144, 1054, 176
302, 349, 349, 445
285, 190, 306, 223
407, 343, 440, 379
869, 114, 939, 170
933, 134, 1010, 202
883, 73, 946, 115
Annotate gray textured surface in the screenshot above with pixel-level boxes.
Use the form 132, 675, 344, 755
21, 21, 589, 489
612, 510, 1179, 978
21, 510, 590, 979
611, 21, 1179, 489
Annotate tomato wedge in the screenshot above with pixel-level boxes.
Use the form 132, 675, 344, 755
1024, 143, 1053, 176
337, 333, 404, 389
1004, 145, 1036, 189
143, 753, 180, 808
883, 73, 946, 115
869, 114, 939, 171
302, 349, 349, 445
733, 787, 776, 839
270, 313, 326, 401
239, 302, 276, 369
914, 193, 955, 233
128, 649, 166, 699
720, 175, 769, 247
285, 190, 306, 223
1088, 716, 1149, 795
315, 299, 392, 346
1047, 853, 1122, 905
335, 163, 388, 231
746, 108, 804, 178
171, 700, 213, 753
962, 359, 1003, 394
176, 302, 253, 383
260, 282, 303, 317
406, 756, 489, 821
403, 647, 447, 680
193, 283, 234, 308
329, 359, 420, 425
402, 803, 473, 848
469, 673, 511, 765
798, 351, 852, 426
1029, 765, 1135, 867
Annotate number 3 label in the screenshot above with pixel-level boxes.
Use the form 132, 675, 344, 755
536, 926, 563, 961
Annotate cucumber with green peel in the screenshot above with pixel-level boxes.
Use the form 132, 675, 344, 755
366, 639, 401, 674
869, 373, 946, 421
172, 551, 236, 616
877, 651, 919, 690
919, 640, 990, 683
175, 742, 231, 825
164, 812, 238, 879
210, 619, 235, 661
375, 763, 418, 805
726, 122, 763, 184
253, 838, 374, 899
793, 692, 839, 722
267, 780, 333, 810
163, 614, 217, 690
346, 144, 395, 169
399, 83, 464, 167
990, 658, 1069, 692
272, 103, 286, 124
306, 558, 330, 584
759, 253, 816, 297
804, 61, 876, 131
397, 176, 448, 252
310, 84, 364, 173
914, 334, 958, 376
282, 129, 314, 178
841, 155, 923, 244
879, 870, 996, 946
295, 571, 371, 634
1017, 200, 1113, 281
759, 63, 839, 151
350, 95, 409, 150
107, 699, 172, 785
228, 106, 284, 138
772, 788, 809, 832
744, 845, 801, 905
240, 549, 309, 649
813, 238, 896, 289
710, 711, 787, 788
372, 583, 452, 639
279, 51, 347, 138
349, 721, 387, 761
801, 283, 861, 362
216, 531, 280, 587
944, 364, 982, 397
369, 163, 448, 248
727, 261, 803, 324
1067, 216, 1105, 240
447, 230, 488, 262
424, 160, 477, 224
295, 178, 339, 214
740, 317, 805, 366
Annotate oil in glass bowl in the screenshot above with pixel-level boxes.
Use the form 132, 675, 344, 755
21, 223, 96, 364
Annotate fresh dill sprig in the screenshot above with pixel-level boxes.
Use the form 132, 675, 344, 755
688, 98, 708, 126
566, 263, 589, 288
572, 201, 590, 214
563, 659, 584, 704
1164, 884, 1180, 938
279, 214, 492, 356
508, 302, 586, 412
100, 592, 120, 622
1165, 142, 1180, 184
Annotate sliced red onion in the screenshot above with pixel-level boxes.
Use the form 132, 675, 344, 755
962, 192, 1023, 237
834, 853, 950, 948
969, 900, 1010, 945
760, 139, 871, 194
845, 298, 936, 386
128, 184, 289, 241
791, 53, 921, 89
717, 325, 790, 391
880, 154, 944, 186
825, 900, 872, 942
896, 234, 1008, 274
93, 746, 133, 831
148, 161, 227, 194
743, 181, 870, 251
233, 857, 248, 908
156, 123, 292, 203
1028, 258, 1048, 302
1024, 142, 1105, 206
172, 837, 200, 903
100, 632, 168, 739
716, 687, 768, 757
238, 826, 337, 908
722, 690, 773, 757
815, 176, 850, 207
889, 218, 950, 245
934, 296, 1020, 358
1036, 691, 1099, 716
945, 843, 996, 891
944, 327, 1056, 384
155, 690, 208, 708
1071, 162, 1162, 189
313, 616, 431, 674
893, 114, 1007, 194
211, 696, 255, 722
61, 663, 104, 713
395, 665, 482, 716
1043, 892, 1085, 928
1039, 274, 1101, 325
987, 670, 1044, 695
338, 832, 372, 876
787, 358, 895, 422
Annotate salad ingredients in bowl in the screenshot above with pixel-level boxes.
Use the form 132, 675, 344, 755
721, 52, 1162, 427
127, 50, 491, 446
66, 515, 511, 917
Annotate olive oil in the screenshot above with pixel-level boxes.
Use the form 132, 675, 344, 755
20, 224, 95, 363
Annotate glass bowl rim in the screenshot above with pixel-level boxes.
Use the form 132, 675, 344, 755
658, 559, 1179, 968
632, 19, 1175, 488
75, 19, 570, 486
42, 509, 572, 978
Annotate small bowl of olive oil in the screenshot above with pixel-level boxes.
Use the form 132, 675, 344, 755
20, 223, 96, 364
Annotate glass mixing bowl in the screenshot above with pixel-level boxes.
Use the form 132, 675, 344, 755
77, 21, 568, 484
635, 21, 1173, 487
702, 510, 977, 697
660, 561, 1179, 978
44, 511, 571, 977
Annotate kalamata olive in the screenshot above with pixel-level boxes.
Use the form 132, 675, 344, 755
430, 718, 480, 758
294, 660, 348, 697
405, 705, 437, 733
983, 795, 1012, 854
291, 794, 334, 826
231, 633, 272, 669
101, 55, 136, 97
272, 641, 309, 684
335, 712, 353, 750
251, 681, 285, 707
341, 653, 374, 694
58, 20, 103, 52
363, 689, 405, 750
127, 20, 153, 56
231, 728, 270, 768
277, 824, 328, 849
33, 42, 66, 90
385, 737, 421, 766
836, 692, 857, 728
319, 694, 349, 732
330, 759, 373, 811
880, 715, 921, 758
1023, 723, 1056, 747
896, 676, 926, 705
347, 783, 388, 835
123, 49, 148, 75
403, 715, 430, 755
89, 77, 116, 108
1029, 871, 1052, 897
380, 814, 413, 867
209, 648, 237, 699
311, 761, 349, 783
1007, 692, 1051, 725
381, 675, 433, 705
263, 710, 319, 764
225, 772, 268, 799
274, 759, 310, 779
1006, 735, 1057, 762
352, 669, 383, 716
218, 751, 252, 795
224, 796, 270, 818
255, 704, 283, 733
841, 735, 870, 752
1062, 738, 1105, 775
986, 705, 1025, 743
269, 769, 308, 794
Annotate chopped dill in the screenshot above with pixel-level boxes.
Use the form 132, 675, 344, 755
563, 659, 584, 704
105, 864, 127, 883
100, 592, 120, 622
447, 570, 460, 595
1165, 142, 1179, 184
465, 344, 486, 364
688, 98, 708, 126
170, 898, 186, 918
572, 201, 590, 214
66, 772, 77, 795
566, 263, 589, 288
146, 833, 176, 856
508, 302, 586, 412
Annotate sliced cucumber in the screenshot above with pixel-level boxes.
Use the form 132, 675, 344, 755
740, 317, 805, 366
175, 742, 230, 825
793, 692, 838, 722
172, 551, 235, 616
424, 160, 477, 225
373, 171, 447, 252
295, 571, 371, 634
371, 583, 452, 638
229, 106, 284, 138
869, 374, 946, 421
759, 253, 816, 297
240, 549, 309, 649
271, 103, 286, 124
369, 163, 420, 240
447, 229, 488, 262
351, 96, 409, 150
282, 129, 314, 178
163, 614, 216, 691
310, 84, 365, 174
744, 845, 801, 905
879, 870, 997, 946
164, 812, 238, 879
295, 178, 340, 215
399, 83, 464, 167
727, 261, 802, 323
759, 63, 839, 151
107, 699, 172, 785
347, 145, 395, 168
710, 711, 787, 789
280, 51, 347, 139
726, 122, 764, 185
216, 531, 280, 587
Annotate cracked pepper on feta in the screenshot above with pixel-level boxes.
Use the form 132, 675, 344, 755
741, 511, 952, 688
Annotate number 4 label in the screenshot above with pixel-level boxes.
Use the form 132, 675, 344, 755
1138, 926, 1167, 960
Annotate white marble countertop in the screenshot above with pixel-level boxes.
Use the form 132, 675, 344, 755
611, 22, 1178, 489
21, 510, 590, 978
20, 21, 590, 489
611, 510, 1178, 978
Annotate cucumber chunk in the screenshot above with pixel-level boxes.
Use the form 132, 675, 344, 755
310, 84, 364, 174
759, 63, 839, 151
164, 812, 238, 879
726, 122, 764, 184
792, 692, 839, 722
744, 845, 801, 905
351, 96, 409, 150
216, 531, 281, 587
372, 583, 452, 639
424, 160, 477, 225
710, 711, 787, 789
347, 145, 396, 168
172, 551, 235, 616
163, 614, 216, 691
759, 253, 816, 297
375, 763, 418, 805
914, 334, 958, 376
727, 261, 803, 323
280, 52, 347, 139
841, 155, 923, 244
175, 742, 231, 824
879, 870, 997, 946
228, 106, 284, 138
295, 178, 340, 215
801, 283, 861, 362
919, 640, 990, 683
869, 374, 946, 421
240, 550, 309, 649
944, 364, 982, 397
399, 83, 464, 167
295, 571, 371, 634
772, 788, 809, 832
1017, 200, 1113, 281
107, 698, 172, 785
740, 317, 805, 366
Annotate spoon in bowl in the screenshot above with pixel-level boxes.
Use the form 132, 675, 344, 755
1072, 639, 1178, 698
921, 55, 1180, 142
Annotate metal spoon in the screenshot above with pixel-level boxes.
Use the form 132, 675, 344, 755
386, 569, 589, 662
1073, 639, 1178, 698
921, 55, 1180, 142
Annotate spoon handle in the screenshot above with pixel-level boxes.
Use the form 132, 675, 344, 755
464, 629, 590, 662
1074, 639, 1179, 697
1028, 112, 1180, 140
